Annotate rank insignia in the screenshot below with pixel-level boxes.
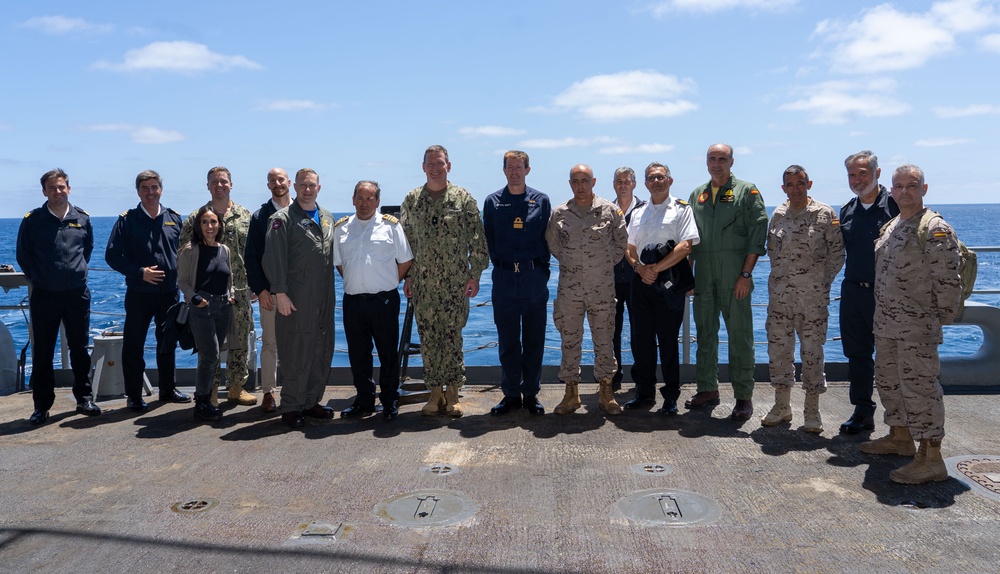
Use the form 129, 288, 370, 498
513, 216, 523, 229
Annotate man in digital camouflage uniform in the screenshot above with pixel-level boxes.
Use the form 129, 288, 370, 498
180, 166, 256, 406
401, 145, 489, 417
545, 164, 628, 416
761, 165, 844, 433
687, 143, 768, 421
862, 164, 962, 485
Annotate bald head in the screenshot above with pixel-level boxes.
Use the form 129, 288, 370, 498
569, 164, 596, 207
266, 167, 291, 201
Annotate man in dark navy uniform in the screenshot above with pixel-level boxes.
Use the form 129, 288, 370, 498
482, 150, 551, 415
611, 166, 645, 392
17, 168, 100, 424
105, 169, 191, 412
839, 150, 899, 434
245, 167, 292, 413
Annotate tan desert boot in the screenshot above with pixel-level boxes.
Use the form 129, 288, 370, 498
761, 386, 792, 426
802, 391, 823, 434
444, 384, 463, 417
598, 378, 622, 415
421, 386, 446, 416
227, 384, 258, 406
553, 382, 581, 415
859, 425, 917, 456
890, 439, 949, 484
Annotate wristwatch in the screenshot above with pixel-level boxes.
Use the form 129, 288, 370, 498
632, 262, 640, 271
740, 271, 752, 279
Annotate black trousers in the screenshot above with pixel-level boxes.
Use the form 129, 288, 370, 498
29, 287, 93, 411
343, 290, 401, 407
840, 280, 877, 415
630, 278, 685, 402
122, 290, 178, 400
612, 280, 635, 384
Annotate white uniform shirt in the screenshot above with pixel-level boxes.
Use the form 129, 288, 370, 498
627, 196, 700, 254
333, 214, 413, 295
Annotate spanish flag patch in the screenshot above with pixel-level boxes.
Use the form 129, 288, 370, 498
933, 231, 949, 238
832, 218, 840, 226
750, 188, 760, 195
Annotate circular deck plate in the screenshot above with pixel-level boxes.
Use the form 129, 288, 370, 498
374, 489, 478, 527
171, 498, 219, 514
946, 455, 1000, 501
629, 463, 673, 477
421, 462, 458, 476
616, 488, 721, 527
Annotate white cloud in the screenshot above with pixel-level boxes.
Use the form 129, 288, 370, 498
980, 33, 1000, 51
518, 136, 618, 149
79, 123, 184, 144
931, 0, 1000, 33
648, 0, 796, 15
20, 15, 112, 35
598, 143, 675, 154
458, 126, 526, 137
257, 100, 328, 111
814, 5, 954, 74
914, 137, 974, 147
549, 70, 698, 121
933, 103, 1000, 117
93, 41, 261, 72
778, 80, 911, 124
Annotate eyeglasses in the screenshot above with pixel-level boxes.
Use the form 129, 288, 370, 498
646, 175, 668, 182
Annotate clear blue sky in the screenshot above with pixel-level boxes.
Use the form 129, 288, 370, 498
4, 0, 998, 216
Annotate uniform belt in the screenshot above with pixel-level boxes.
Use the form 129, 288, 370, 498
344, 290, 396, 300
846, 279, 873, 289
497, 258, 547, 272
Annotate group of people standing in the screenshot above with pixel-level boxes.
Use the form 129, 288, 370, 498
15, 143, 963, 485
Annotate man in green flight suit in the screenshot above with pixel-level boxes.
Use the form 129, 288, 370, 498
686, 143, 768, 421
401, 145, 490, 417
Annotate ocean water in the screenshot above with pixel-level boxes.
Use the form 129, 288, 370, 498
1, 204, 997, 375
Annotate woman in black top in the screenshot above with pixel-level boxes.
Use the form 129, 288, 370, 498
177, 206, 234, 421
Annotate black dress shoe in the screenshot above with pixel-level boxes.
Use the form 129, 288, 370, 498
76, 399, 102, 416
523, 395, 545, 415
623, 394, 656, 410
341, 403, 376, 418
731, 399, 754, 421
29, 410, 49, 425
382, 401, 399, 420
194, 402, 222, 421
303, 404, 335, 419
840, 412, 876, 434
159, 389, 192, 403
490, 396, 523, 416
281, 412, 305, 428
657, 401, 679, 415
126, 397, 149, 412
611, 375, 623, 393
684, 391, 721, 409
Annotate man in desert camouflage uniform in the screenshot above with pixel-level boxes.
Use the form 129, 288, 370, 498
861, 164, 962, 485
180, 166, 256, 406
401, 145, 489, 417
545, 164, 628, 416
761, 165, 844, 433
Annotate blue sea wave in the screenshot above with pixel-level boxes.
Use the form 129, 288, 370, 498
1, 204, 997, 374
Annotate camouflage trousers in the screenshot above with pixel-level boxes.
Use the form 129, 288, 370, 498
765, 298, 829, 392
553, 292, 617, 383
216, 288, 252, 390
413, 281, 470, 389
874, 336, 945, 440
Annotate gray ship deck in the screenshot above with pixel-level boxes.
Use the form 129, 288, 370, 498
1, 382, 999, 573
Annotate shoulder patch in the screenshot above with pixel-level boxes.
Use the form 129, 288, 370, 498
271, 220, 283, 230
750, 188, 760, 195
616, 208, 624, 217
335, 215, 350, 227
932, 231, 949, 238
381, 213, 399, 225
831, 218, 840, 226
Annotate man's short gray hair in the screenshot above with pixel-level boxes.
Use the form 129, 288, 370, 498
845, 150, 879, 172
614, 167, 635, 183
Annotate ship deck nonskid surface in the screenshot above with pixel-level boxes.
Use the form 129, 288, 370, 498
1, 382, 998, 573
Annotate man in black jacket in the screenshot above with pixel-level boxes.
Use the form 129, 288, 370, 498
245, 167, 292, 412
